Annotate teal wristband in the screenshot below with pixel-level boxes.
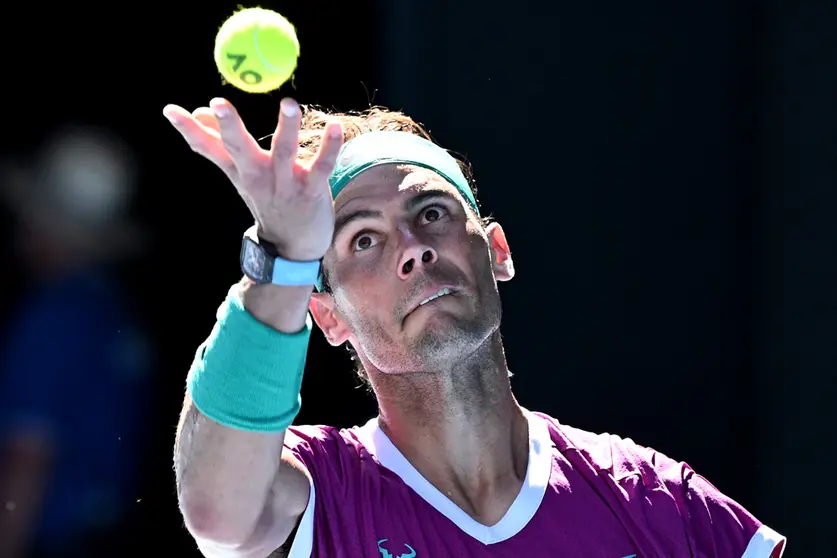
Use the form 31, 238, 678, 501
187, 286, 311, 432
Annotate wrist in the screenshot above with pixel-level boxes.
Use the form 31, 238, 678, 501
256, 228, 325, 263
187, 285, 310, 433
241, 226, 322, 286
238, 278, 312, 334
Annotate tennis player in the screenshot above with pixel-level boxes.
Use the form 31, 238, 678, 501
163, 97, 786, 558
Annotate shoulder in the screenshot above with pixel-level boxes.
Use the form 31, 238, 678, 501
282, 422, 372, 484
532, 412, 786, 557
534, 411, 716, 488
276, 421, 379, 556
532, 411, 658, 480
284, 423, 368, 455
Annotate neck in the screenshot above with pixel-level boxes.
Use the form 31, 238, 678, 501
370, 331, 529, 523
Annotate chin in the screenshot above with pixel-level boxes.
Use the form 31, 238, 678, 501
410, 315, 493, 362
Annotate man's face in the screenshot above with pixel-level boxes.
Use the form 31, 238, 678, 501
311, 164, 514, 374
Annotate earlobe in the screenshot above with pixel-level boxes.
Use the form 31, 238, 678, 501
309, 294, 351, 346
486, 222, 515, 281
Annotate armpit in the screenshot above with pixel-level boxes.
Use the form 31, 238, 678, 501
268, 514, 301, 558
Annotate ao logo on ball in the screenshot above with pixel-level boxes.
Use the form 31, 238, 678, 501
225, 52, 263, 86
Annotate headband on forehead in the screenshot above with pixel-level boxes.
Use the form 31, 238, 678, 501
327, 131, 479, 213
315, 131, 479, 292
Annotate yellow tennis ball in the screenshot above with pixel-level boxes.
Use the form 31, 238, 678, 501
214, 8, 300, 93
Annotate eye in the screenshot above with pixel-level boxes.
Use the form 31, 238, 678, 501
419, 205, 447, 224
352, 233, 379, 252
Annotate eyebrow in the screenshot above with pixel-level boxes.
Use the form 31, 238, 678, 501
333, 209, 382, 243
332, 190, 459, 243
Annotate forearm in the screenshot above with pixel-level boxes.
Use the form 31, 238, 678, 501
239, 277, 312, 334
175, 278, 313, 545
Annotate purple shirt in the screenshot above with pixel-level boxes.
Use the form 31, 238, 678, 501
282, 411, 785, 557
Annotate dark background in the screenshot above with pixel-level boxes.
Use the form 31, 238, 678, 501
2, 0, 833, 554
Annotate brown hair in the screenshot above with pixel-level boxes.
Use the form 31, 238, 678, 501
297, 105, 486, 386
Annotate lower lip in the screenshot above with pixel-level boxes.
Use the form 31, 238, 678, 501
402, 291, 459, 325
415, 293, 453, 311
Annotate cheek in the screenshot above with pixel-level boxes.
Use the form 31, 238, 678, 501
330, 254, 396, 326
359, 254, 386, 278
330, 248, 385, 285
463, 225, 492, 269
335, 290, 399, 352
340, 255, 387, 290
335, 265, 394, 320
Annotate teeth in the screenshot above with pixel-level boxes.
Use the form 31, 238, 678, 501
419, 287, 452, 306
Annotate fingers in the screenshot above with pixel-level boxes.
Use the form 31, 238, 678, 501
305, 122, 344, 192
208, 98, 263, 168
270, 98, 301, 174
192, 107, 220, 133
163, 104, 234, 171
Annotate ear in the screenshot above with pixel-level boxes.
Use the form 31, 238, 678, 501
486, 222, 514, 281
309, 292, 352, 346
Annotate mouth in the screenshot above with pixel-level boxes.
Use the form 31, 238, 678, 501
417, 287, 456, 307
403, 286, 458, 324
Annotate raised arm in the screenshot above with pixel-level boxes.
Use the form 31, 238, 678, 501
163, 97, 342, 555
174, 281, 313, 556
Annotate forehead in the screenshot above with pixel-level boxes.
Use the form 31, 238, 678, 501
333, 164, 463, 214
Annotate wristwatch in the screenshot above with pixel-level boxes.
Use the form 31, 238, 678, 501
240, 225, 322, 286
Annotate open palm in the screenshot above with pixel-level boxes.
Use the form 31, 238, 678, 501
163, 97, 343, 262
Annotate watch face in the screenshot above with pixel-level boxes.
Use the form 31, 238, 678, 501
241, 239, 271, 283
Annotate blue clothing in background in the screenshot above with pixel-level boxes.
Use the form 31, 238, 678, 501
0, 269, 152, 550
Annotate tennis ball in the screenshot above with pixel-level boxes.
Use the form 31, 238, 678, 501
214, 8, 300, 93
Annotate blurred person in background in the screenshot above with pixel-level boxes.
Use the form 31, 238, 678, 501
0, 127, 153, 557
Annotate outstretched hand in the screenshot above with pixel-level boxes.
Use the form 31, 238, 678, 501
163, 97, 343, 261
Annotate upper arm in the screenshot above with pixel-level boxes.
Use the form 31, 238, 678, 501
191, 452, 311, 558
190, 424, 352, 558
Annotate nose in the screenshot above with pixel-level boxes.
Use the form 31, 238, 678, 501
397, 240, 438, 280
